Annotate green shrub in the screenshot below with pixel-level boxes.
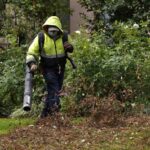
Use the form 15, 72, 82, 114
0, 45, 25, 115
1, 21, 150, 116
0, 44, 44, 116
65, 22, 150, 105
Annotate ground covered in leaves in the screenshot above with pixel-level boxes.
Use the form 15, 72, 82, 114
0, 97, 150, 150
0, 113, 150, 150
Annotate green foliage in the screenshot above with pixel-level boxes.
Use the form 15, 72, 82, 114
9, 0, 69, 20
1, 1, 150, 117
66, 22, 150, 105
0, 45, 46, 116
1, 0, 70, 44
0, 44, 25, 115
78, 0, 150, 32
0, 1, 70, 116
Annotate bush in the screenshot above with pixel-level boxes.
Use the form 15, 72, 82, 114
0, 43, 44, 116
0, 45, 25, 116
1, 21, 150, 116
65, 22, 150, 106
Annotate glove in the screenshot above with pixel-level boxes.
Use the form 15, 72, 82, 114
30, 63, 37, 72
64, 42, 73, 53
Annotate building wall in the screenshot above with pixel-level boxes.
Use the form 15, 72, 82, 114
69, 0, 92, 33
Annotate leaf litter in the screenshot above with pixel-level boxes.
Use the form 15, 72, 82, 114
0, 97, 150, 150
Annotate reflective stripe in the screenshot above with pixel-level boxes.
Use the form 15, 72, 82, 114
41, 51, 65, 58
26, 56, 36, 64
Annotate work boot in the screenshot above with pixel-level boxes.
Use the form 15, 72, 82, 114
40, 107, 49, 118
48, 103, 61, 115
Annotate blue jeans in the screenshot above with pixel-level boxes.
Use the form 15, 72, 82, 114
41, 67, 64, 117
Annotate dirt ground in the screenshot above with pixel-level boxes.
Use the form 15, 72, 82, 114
0, 96, 150, 150
0, 112, 150, 150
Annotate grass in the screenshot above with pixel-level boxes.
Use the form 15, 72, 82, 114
0, 116, 150, 149
0, 118, 35, 135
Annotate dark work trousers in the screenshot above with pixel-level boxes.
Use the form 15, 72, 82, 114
40, 66, 65, 117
